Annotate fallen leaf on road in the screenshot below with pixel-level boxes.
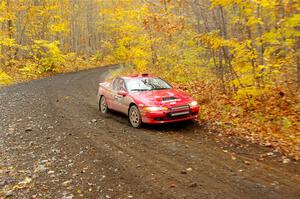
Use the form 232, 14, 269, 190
19, 177, 32, 185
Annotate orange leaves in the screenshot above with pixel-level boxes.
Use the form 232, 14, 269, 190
174, 79, 300, 160
143, 13, 185, 35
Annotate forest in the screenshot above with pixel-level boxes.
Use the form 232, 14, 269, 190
0, 0, 299, 159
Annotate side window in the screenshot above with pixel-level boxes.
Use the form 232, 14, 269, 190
112, 78, 126, 91
118, 79, 126, 91
112, 78, 119, 90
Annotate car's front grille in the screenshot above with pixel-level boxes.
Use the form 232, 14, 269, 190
167, 105, 190, 119
169, 111, 190, 117
154, 104, 196, 121
170, 105, 189, 112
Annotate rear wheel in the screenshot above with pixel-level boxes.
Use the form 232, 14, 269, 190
129, 105, 142, 128
99, 96, 109, 114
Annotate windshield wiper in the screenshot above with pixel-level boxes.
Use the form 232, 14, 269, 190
131, 89, 150, 91
151, 88, 170, 90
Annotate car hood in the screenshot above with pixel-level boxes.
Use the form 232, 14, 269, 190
130, 89, 193, 106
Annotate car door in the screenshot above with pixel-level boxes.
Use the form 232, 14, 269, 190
106, 78, 120, 111
116, 79, 130, 114
111, 78, 128, 113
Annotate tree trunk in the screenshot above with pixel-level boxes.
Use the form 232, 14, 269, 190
257, 4, 264, 65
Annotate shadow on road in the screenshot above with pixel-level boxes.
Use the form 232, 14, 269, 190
105, 109, 203, 132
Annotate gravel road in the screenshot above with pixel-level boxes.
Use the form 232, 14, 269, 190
0, 66, 299, 199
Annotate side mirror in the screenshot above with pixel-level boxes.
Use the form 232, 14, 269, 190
117, 90, 128, 96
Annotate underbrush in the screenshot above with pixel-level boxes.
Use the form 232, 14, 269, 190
181, 81, 299, 160
0, 40, 116, 86
0, 56, 114, 86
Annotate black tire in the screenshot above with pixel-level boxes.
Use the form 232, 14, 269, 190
128, 105, 142, 128
99, 96, 109, 114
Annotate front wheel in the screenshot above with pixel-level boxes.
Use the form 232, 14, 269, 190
128, 105, 142, 128
99, 96, 109, 114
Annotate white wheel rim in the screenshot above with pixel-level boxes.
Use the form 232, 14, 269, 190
130, 107, 140, 127
100, 97, 107, 113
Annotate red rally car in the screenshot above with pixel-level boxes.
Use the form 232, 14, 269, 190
97, 74, 199, 128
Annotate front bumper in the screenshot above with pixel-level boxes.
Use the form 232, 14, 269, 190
141, 106, 199, 124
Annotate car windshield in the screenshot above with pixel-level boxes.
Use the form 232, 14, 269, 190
125, 77, 172, 92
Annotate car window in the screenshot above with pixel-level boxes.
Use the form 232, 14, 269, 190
125, 77, 172, 92
112, 79, 119, 90
118, 79, 126, 91
113, 78, 126, 91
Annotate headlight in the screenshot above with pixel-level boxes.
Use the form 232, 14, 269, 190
189, 101, 198, 107
143, 106, 168, 112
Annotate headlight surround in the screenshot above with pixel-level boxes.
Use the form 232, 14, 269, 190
143, 106, 168, 112
189, 101, 198, 107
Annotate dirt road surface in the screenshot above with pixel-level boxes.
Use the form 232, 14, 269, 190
1, 66, 299, 199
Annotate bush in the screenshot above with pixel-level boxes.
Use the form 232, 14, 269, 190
32, 40, 66, 73
0, 70, 12, 85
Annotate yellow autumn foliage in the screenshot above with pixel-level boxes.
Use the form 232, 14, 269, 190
0, 70, 12, 85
